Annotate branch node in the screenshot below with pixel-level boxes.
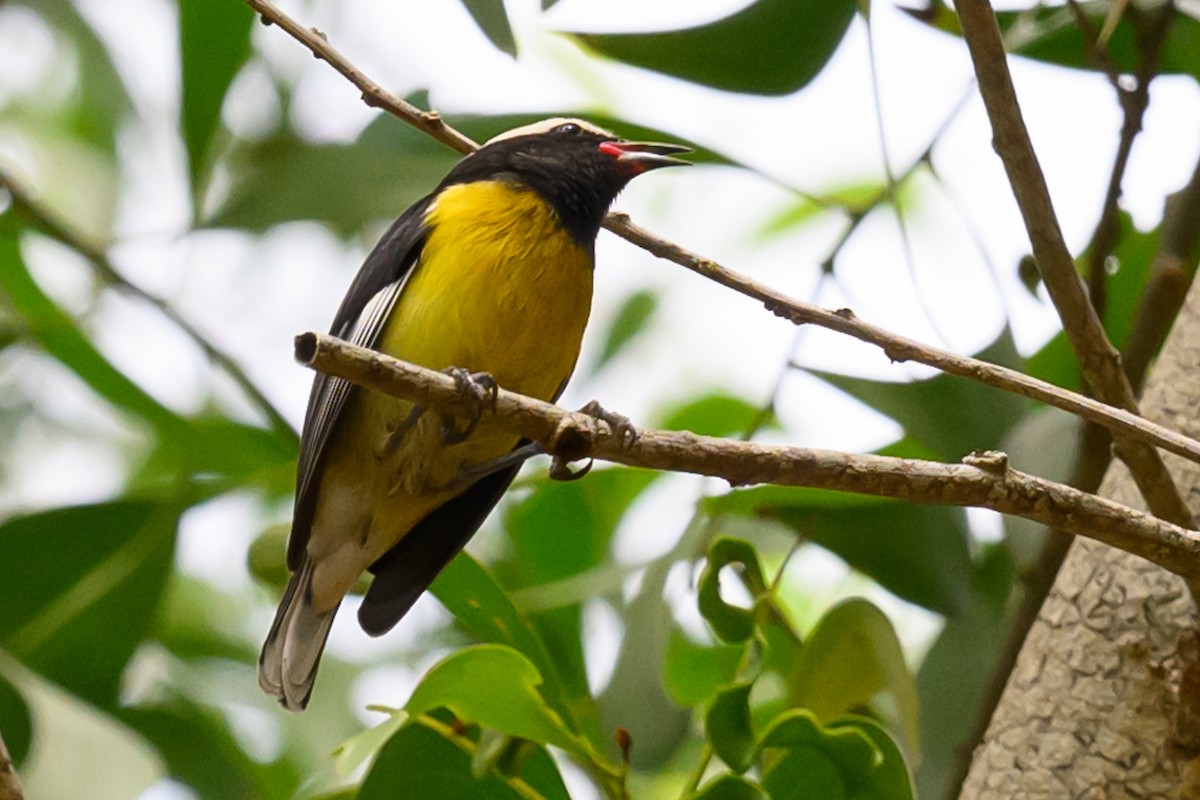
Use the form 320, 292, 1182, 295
309, 26, 327, 43
964, 449, 1010, 474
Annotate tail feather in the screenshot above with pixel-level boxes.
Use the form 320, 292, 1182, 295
259, 558, 339, 712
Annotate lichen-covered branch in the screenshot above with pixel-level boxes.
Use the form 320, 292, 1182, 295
296, 331, 1200, 581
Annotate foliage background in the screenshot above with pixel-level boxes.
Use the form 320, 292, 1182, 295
2, 0, 1199, 798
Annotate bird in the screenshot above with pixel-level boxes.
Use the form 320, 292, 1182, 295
258, 118, 690, 711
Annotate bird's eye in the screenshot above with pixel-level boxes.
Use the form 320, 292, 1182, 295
555, 122, 581, 136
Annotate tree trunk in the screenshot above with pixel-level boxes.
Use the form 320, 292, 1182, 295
959, 283, 1200, 797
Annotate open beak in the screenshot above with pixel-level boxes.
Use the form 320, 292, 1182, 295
600, 141, 692, 174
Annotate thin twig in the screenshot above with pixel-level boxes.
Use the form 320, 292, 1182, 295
0, 168, 296, 439
238, 0, 1200, 479
296, 332, 1200, 581
606, 213, 1200, 467
954, 0, 1193, 527
0, 728, 22, 800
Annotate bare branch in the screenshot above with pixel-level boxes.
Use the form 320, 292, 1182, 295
0, 168, 296, 439
295, 332, 1200, 581
954, 0, 1193, 526
0, 728, 22, 800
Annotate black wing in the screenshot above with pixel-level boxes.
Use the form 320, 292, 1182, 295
287, 195, 434, 570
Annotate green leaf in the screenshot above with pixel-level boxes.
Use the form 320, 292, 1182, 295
761, 747, 846, 800
665, 627, 745, 706
827, 716, 915, 800
360, 719, 553, 800
687, 774, 769, 800
0, 501, 179, 707
808, 327, 1029, 459
429, 554, 594, 748
595, 289, 657, 369
757, 710, 877, 777
0, 668, 32, 767
178, 0, 254, 189
712, 487, 974, 618
699, 538, 769, 643
405, 645, 587, 758
333, 711, 411, 777
570, 0, 858, 95
15, 0, 133, 155
459, 0, 517, 57
788, 599, 919, 761
0, 231, 184, 434
706, 682, 757, 773
657, 392, 770, 438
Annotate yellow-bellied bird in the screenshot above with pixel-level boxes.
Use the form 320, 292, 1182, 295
259, 119, 689, 710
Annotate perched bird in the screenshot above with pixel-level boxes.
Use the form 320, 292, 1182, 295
259, 118, 689, 710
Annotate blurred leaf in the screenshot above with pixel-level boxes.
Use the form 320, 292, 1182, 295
460, 0, 517, 56
406, 644, 586, 758
788, 599, 920, 762
599, 586, 691, 770
1102, 211, 1157, 349
430, 554, 598, 749
665, 627, 744, 706
212, 111, 733, 233
0, 501, 179, 707
687, 774, 769, 800
570, 0, 858, 95
657, 392, 770, 438
917, 1, 1200, 82
808, 327, 1029, 459
360, 718, 557, 800
706, 682, 756, 773
0, 668, 32, 768
714, 486, 974, 617
178, 0, 254, 189
334, 711, 410, 777
699, 538, 768, 643
0, 232, 185, 434
827, 716, 915, 800
914, 545, 1013, 800
120, 694, 298, 800
153, 575, 260, 664
999, 408, 1080, 570
500, 466, 657, 741
595, 289, 657, 370
1025, 331, 1079, 390
16, 0, 133, 154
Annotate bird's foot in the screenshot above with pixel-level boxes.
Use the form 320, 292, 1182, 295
547, 400, 637, 482
437, 442, 544, 493
377, 403, 426, 456
441, 368, 498, 444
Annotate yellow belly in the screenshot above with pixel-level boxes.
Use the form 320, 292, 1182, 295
307, 180, 594, 608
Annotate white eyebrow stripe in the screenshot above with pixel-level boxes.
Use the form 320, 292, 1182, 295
483, 117, 616, 145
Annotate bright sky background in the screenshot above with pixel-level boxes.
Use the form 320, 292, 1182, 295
4, 0, 1200, 796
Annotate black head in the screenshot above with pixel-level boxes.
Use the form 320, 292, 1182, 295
439, 118, 690, 247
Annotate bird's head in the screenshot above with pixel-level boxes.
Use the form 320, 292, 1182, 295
444, 117, 691, 245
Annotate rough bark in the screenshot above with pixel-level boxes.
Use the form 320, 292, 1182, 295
959, 282, 1200, 797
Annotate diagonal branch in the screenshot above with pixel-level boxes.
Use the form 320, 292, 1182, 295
240, 0, 1200, 475
296, 331, 1200, 581
0, 727, 22, 800
0, 168, 296, 439
954, 0, 1193, 527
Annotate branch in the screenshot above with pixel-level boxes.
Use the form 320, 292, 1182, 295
0, 168, 296, 439
954, 0, 1194, 527
238, 0, 1200, 475
0, 728, 22, 800
295, 332, 1200, 581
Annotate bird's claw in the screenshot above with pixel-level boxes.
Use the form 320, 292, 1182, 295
550, 455, 593, 482
578, 399, 638, 446
378, 403, 426, 455
441, 368, 498, 444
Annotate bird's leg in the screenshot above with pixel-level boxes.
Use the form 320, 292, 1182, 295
441, 367, 499, 444
437, 442, 544, 493
377, 403, 426, 456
